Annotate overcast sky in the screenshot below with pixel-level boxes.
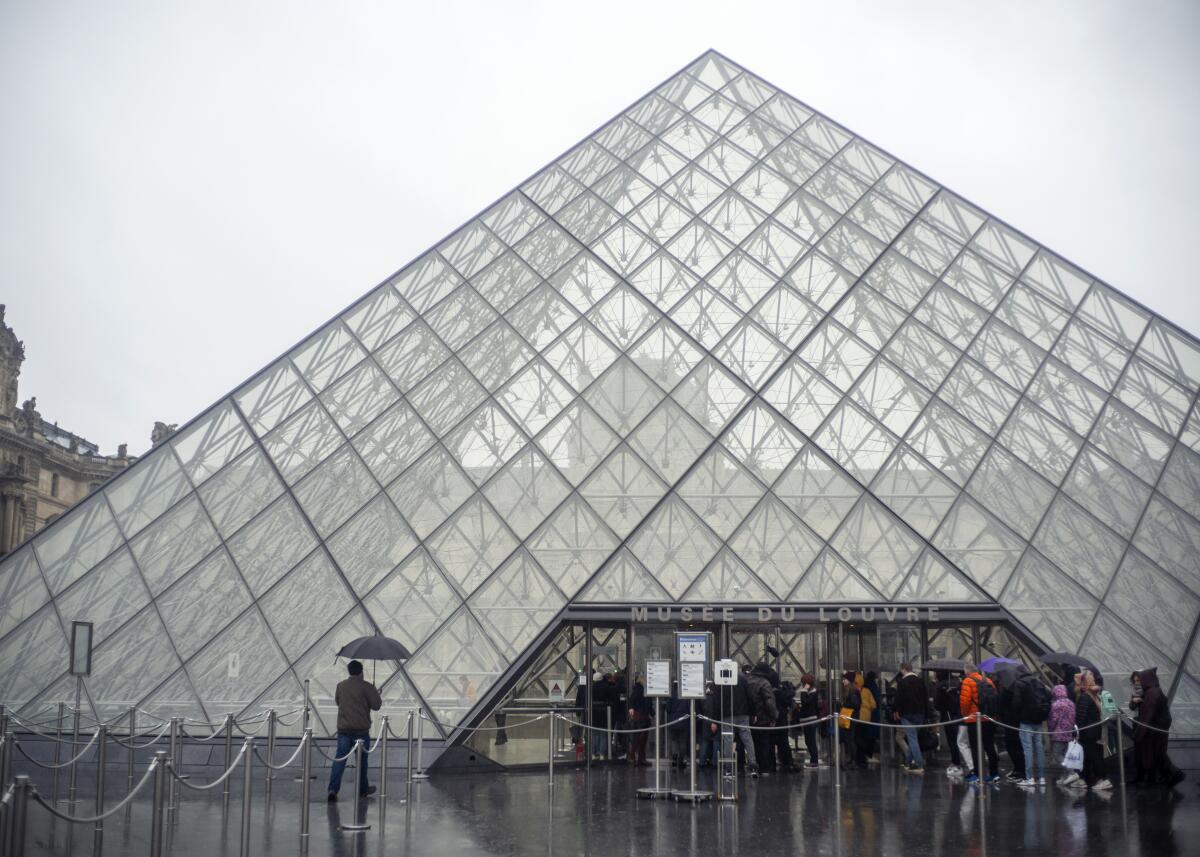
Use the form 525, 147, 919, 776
2, 1, 1198, 454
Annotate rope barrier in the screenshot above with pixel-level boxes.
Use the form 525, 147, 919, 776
28, 759, 158, 823
12, 730, 100, 769
697, 713, 839, 732
553, 714, 690, 735
109, 721, 173, 750
1116, 708, 1200, 737
6, 714, 95, 744
445, 713, 550, 733
180, 721, 228, 743
312, 740, 359, 763
254, 735, 309, 771
169, 744, 250, 791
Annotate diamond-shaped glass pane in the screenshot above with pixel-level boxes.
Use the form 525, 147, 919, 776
628, 495, 722, 598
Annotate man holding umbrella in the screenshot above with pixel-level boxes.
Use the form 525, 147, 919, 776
328, 659, 382, 801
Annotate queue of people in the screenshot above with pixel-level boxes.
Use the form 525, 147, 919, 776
570, 658, 1185, 794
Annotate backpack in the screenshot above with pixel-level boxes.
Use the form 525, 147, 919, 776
937, 678, 962, 716
1027, 678, 1052, 723
1098, 689, 1119, 719
973, 676, 999, 718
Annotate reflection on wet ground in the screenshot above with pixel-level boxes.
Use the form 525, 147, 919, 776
14, 761, 1196, 856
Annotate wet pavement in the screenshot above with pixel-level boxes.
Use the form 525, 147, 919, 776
10, 760, 1196, 856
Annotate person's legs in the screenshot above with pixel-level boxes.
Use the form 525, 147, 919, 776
731, 716, 757, 769
755, 728, 774, 773
957, 726, 975, 774
901, 714, 924, 767
1081, 740, 1101, 786
772, 726, 794, 770
982, 724, 999, 777
1005, 724, 1025, 778
1022, 726, 1046, 780
853, 722, 868, 765
357, 732, 371, 794
327, 732, 354, 795
803, 724, 819, 764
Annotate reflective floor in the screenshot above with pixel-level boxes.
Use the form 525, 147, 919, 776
12, 761, 1195, 857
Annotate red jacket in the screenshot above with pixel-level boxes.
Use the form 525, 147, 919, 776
960, 672, 994, 724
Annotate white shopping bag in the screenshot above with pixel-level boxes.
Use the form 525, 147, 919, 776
1063, 739, 1084, 771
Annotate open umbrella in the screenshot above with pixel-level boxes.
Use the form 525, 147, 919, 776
337, 634, 412, 682
1039, 652, 1104, 686
920, 658, 969, 673
992, 662, 1029, 690
979, 656, 1020, 673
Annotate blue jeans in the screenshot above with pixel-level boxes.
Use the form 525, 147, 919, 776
1019, 723, 1046, 780
901, 714, 925, 767
328, 731, 370, 796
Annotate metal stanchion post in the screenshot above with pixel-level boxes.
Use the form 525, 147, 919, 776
222, 714, 234, 798
299, 729, 312, 849
302, 680, 311, 735
240, 738, 254, 857
68, 691, 82, 809
1114, 714, 1126, 792
637, 698, 670, 799
547, 714, 555, 786
412, 710, 428, 780
974, 714, 985, 787
126, 707, 137, 794
672, 700, 711, 802
150, 752, 168, 857
94, 724, 107, 856
379, 716, 389, 802
405, 711, 414, 785
265, 710, 276, 791
11, 775, 30, 857
605, 707, 612, 760
340, 740, 370, 832
52, 702, 64, 802
167, 718, 179, 817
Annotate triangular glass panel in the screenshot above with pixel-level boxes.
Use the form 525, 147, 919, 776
405, 608, 510, 728
577, 549, 672, 602
729, 495, 823, 598
684, 549, 774, 602
482, 445, 572, 540
628, 495, 722, 598
789, 549, 882, 602
470, 551, 566, 658
366, 548, 462, 653
774, 445, 862, 540
527, 494, 619, 598
578, 444, 669, 539
830, 498, 922, 599
678, 447, 765, 539
894, 550, 987, 603
427, 496, 519, 597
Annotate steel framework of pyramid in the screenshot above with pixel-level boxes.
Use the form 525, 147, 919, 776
3, 50, 1200, 739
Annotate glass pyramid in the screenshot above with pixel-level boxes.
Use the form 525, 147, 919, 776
3, 50, 1200, 736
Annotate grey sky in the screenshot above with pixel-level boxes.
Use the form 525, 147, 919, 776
2, 1, 1198, 454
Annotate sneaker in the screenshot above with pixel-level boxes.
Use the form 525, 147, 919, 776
749, 766, 759, 779
965, 774, 980, 784
1060, 772, 1080, 786
1016, 777, 1037, 787
1006, 771, 1023, 782
986, 774, 1001, 784
910, 766, 924, 774
1093, 779, 1113, 791
805, 762, 820, 769
945, 765, 963, 777
362, 785, 377, 798
1037, 777, 1047, 786
1067, 778, 1088, 789
327, 792, 338, 802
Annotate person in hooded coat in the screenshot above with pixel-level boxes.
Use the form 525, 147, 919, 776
747, 662, 778, 773
1133, 667, 1184, 787
841, 671, 867, 769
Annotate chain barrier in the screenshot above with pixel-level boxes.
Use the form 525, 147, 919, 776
168, 743, 250, 791
12, 729, 101, 769
28, 758, 158, 823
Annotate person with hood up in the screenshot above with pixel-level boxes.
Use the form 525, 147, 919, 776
746, 661, 778, 773
1133, 667, 1184, 788
1048, 683, 1077, 784
1011, 670, 1051, 787
1067, 669, 1111, 790
840, 671, 867, 769
863, 671, 882, 758
959, 664, 1000, 784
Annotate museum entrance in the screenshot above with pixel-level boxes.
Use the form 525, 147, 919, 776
462, 615, 1046, 768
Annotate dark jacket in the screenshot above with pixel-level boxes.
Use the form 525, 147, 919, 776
1011, 673, 1048, 724
745, 670, 777, 722
666, 694, 691, 733
629, 682, 651, 719
841, 684, 862, 717
731, 674, 753, 717
334, 675, 382, 733
936, 676, 961, 718
1074, 692, 1102, 740
797, 686, 819, 720
895, 672, 927, 717
1134, 667, 1170, 737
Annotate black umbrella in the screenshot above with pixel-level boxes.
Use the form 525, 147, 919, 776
337, 635, 411, 682
920, 658, 969, 673
993, 662, 1029, 690
1040, 652, 1103, 686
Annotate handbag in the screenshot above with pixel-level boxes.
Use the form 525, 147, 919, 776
839, 706, 854, 730
1063, 737, 1085, 771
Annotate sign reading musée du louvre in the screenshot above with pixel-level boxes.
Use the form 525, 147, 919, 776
630, 605, 945, 623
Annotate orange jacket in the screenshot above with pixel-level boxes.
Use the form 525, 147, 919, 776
959, 672, 994, 724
